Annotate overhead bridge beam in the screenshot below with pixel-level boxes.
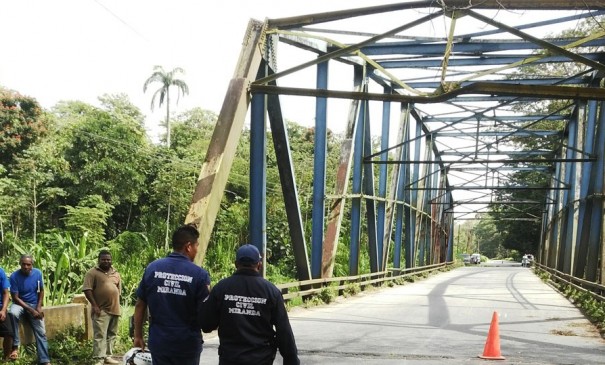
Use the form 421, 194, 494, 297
371, 158, 595, 164
439, 151, 553, 156
250, 83, 605, 103
407, 186, 567, 191
432, 201, 545, 205
454, 217, 541, 221
269, 1, 605, 29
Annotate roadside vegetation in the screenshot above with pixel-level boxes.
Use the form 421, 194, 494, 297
535, 268, 605, 337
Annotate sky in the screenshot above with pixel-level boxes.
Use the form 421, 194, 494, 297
0, 0, 399, 140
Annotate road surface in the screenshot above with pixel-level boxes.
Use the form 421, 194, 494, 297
202, 262, 604, 364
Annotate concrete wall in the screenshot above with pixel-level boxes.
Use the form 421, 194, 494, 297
1, 294, 92, 345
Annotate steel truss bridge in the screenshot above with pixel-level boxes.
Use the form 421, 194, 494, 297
185, 1, 605, 285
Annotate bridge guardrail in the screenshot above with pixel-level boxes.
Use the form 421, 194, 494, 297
533, 261, 605, 303
277, 262, 454, 301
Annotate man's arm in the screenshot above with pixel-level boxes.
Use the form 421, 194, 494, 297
272, 293, 300, 365
83, 271, 101, 316
11, 290, 42, 319
36, 288, 45, 319
83, 289, 101, 317
133, 298, 147, 350
0, 288, 9, 321
200, 289, 219, 333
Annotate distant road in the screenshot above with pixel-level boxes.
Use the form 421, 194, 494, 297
202, 262, 605, 364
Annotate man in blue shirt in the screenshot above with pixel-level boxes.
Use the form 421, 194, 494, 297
9, 255, 51, 365
133, 225, 211, 365
0, 267, 14, 361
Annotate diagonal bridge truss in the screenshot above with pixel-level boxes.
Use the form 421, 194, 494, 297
185, 1, 605, 284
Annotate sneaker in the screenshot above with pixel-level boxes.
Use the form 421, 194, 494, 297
104, 357, 120, 365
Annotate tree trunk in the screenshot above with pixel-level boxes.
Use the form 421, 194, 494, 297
33, 180, 37, 245
165, 190, 172, 251
166, 90, 171, 147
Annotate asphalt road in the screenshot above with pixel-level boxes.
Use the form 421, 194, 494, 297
201, 262, 605, 364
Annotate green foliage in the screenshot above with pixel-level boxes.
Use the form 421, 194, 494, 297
107, 231, 162, 306
10, 326, 95, 365
473, 217, 507, 259
0, 87, 49, 168
48, 326, 96, 365
143, 65, 189, 146
559, 284, 605, 335
342, 283, 360, 297
61, 104, 149, 209
63, 195, 114, 246
317, 286, 337, 304
5, 231, 98, 305
303, 295, 324, 308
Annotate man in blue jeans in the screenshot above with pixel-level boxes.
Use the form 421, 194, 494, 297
9, 255, 51, 365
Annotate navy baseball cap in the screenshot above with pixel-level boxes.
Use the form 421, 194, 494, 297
236, 244, 261, 264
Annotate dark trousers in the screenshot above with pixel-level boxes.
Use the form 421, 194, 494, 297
152, 352, 201, 365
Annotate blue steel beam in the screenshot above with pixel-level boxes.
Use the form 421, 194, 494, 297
393, 104, 411, 271
574, 99, 597, 278
434, 131, 560, 137
250, 91, 267, 272
379, 53, 605, 68
266, 81, 312, 281
465, 10, 605, 74
424, 115, 568, 123
557, 109, 579, 273
376, 86, 391, 271
408, 117, 423, 268
269, 1, 605, 29
311, 60, 329, 279
458, 11, 605, 39
362, 103, 379, 273
547, 147, 565, 267
404, 77, 589, 89
359, 38, 605, 56
585, 101, 605, 282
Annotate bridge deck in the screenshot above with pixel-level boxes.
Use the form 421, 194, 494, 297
204, 263, 605, 364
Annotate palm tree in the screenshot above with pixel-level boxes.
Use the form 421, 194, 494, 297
143, 66, 189, 146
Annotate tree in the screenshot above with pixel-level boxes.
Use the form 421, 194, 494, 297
0, 87, 48, 168
143, 66, 189, 147
58, 100, 150, 234
10, 142, 67, 244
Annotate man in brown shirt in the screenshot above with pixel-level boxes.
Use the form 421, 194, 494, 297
83, 250, 121, 365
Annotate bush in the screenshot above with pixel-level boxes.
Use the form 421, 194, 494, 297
343, 283, 361, 297
48, 326, 96, 365
11, 326, 96, 365
317, 286, 337, 304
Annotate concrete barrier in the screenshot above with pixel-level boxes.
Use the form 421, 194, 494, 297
1, 294, 92, 346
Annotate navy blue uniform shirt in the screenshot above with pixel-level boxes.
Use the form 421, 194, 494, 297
201, 269, 299, 365
136, 253, 210, 357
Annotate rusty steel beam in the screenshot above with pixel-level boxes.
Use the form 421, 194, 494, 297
268, 1, 605, 29
321, 67, 363, 278
249, 83, 605, 103
185, 20, 265, 265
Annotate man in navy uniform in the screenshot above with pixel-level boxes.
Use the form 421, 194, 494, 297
202, 244, 299, 365
133, 225, 211, 365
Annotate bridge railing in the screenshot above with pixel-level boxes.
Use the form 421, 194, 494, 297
277, 262, 454, 301
534, 262, 605, 303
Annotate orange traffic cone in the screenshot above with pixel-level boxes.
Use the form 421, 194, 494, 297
478, 311, 505, 360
